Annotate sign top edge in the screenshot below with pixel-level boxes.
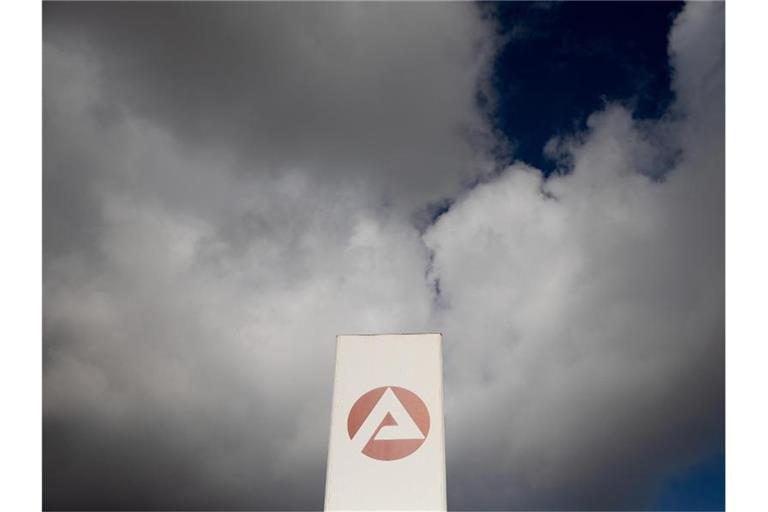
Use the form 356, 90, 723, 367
336, 332, 442, 338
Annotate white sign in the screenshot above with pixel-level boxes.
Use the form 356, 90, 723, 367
324, 333, 446, 510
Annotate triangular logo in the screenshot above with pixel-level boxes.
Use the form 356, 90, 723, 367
347, 386, 430, 461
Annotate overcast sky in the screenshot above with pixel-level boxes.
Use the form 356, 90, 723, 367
43, 2, 724, 510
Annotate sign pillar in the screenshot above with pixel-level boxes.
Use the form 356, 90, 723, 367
324, 333, 446, 510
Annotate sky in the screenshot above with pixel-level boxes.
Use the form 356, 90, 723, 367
42, 2, 724, 510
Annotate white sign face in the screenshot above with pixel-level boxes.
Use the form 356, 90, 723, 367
324, 333, 446, 511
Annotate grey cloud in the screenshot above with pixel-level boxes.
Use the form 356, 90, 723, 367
43, 2, 723, 511
44, 2, 497, 211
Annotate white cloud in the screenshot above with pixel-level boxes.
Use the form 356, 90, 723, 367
425, 3, 724, 507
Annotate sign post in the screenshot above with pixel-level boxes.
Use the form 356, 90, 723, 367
324, 333, 446, 510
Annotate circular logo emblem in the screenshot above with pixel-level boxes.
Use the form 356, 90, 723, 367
347, 386, 430, 461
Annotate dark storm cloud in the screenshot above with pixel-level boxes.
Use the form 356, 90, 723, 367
43, 4, 482, 509
43, 2, 723, 510
44, 1, 496, 210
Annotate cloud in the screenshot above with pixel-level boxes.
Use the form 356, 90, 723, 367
425, 3, 724, 508
43, 2, 497, 212
43, 2, 723, 510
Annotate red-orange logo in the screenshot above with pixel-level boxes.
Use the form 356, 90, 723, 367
347, 386, 430, 461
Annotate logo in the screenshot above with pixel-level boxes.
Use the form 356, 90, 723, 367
347, 386, 430, 461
